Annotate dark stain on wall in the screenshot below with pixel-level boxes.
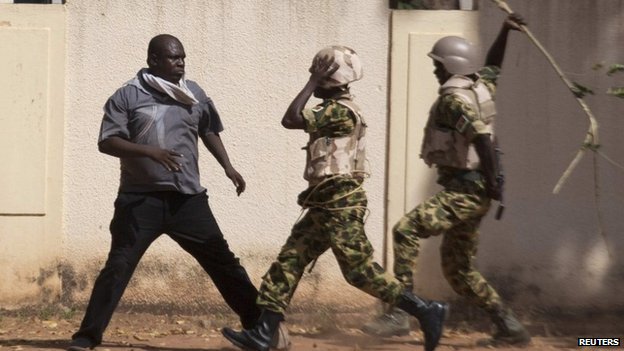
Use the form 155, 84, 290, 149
59, 262, 89, 305
46, 257, 623, 318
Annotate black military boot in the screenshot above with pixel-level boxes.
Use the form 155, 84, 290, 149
485, 308, 531, 346
396, 291, 448, 351
222, 309, 284, 351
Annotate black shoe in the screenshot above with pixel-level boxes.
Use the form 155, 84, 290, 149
396, 291, 448, 351
67, 337, 96, 351
222, 309, 284, 351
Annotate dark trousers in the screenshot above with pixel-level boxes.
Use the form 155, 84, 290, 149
72, 191, 260, 345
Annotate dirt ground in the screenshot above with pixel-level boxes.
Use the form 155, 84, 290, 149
0, 308, 622, 351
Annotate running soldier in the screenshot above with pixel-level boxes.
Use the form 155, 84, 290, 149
222, 46, 447, 351
362, 14, 532, 346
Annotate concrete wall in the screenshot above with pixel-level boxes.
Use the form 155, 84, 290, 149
387, 1, 624, 313
62, 0, 392, 313
0, 4, 65, 307
0, 0, 621, 316
471, 0, 624, 311
385, 1, 624, 314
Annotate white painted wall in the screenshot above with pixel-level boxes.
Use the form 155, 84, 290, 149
0, 4, 65, 308
62, 0, 391, 312
0, 0, 616, 315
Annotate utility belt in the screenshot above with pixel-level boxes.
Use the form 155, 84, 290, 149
437, 167, 486, 194
298, 174, 367, 210
308, 173, 366, 186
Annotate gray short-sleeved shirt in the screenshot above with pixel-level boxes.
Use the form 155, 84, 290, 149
99, 70, 224, 194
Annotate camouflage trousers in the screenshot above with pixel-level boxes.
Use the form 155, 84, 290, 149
257, 195, 404, 314
393, 187, 505, 313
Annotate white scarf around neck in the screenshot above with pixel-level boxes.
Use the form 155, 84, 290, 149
141, 69, 199, 106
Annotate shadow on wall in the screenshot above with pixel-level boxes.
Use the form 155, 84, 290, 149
474, 0, 624, 312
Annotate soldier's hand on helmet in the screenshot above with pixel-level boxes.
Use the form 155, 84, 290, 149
308, 55, 339, 84
505, 13, 526, 31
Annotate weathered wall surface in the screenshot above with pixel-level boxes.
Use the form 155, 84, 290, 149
472, 0, 624, 311
387, 1, 623, 315
0, 0, 621, 317
62, 0, 391, 313
0, 4, 65, 308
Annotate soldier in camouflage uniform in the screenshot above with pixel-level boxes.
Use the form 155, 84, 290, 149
222, 46, 447, 351
362, 15, 532, 346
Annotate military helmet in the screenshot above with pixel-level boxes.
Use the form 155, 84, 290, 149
428, 36, 479, 75
313, 45, 363, 88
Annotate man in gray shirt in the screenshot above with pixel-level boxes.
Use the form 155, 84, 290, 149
67, 34, 261, 351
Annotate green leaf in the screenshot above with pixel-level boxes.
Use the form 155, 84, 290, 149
607, 87, 624, 98
571, 82, 595, 98
606, 64, 624, 76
